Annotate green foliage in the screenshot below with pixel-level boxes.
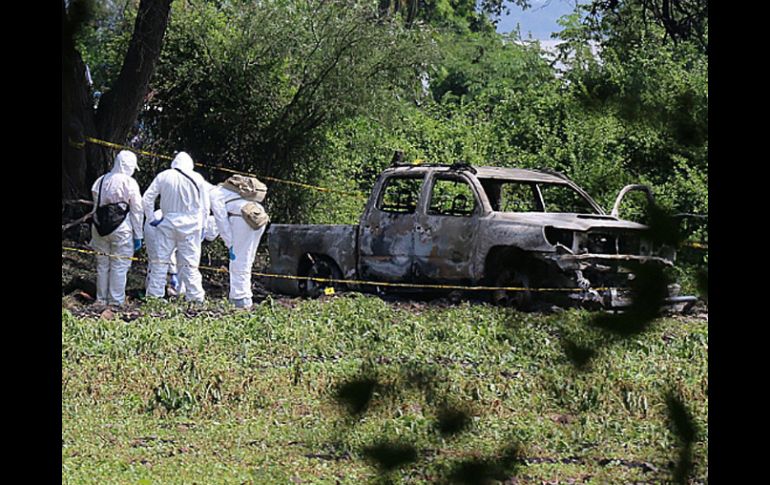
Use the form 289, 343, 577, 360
581, 0, 708, 54
557, 2, 708, 214
74, 0, 137, 94
307, 15, 705, 226
62, 297, 708, 483
75, 0, 707, 283
75, 0, 706, 230
378, 0, 532, 34
430, 32, 555, 102
137, 0, 434, 223
65, 3, 708, 481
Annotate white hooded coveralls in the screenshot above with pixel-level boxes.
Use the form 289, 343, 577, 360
89, 150, 143, 305
142, 152, 211, 301
144, 209, 178, 287
145, 204, 219, 296
211, 186, 266, 302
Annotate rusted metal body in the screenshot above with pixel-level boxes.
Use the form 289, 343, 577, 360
266, 164, 692, 308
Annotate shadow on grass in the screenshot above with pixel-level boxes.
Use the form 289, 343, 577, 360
666, 390, 698, 484
558, 205, 702, 482
336, 376, 382, 417
324, 204, 702, 484
444, 444, 521, 485
327, 361, 524, 483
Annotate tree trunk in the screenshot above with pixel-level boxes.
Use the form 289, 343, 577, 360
62, 0, 172, 199
62, 0, 98, 200
95, 0, 172, 146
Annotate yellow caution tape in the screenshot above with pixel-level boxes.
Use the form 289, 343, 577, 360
85, 137, 173, 160
84, 137, 366, 199
68, 137, 85, 150
63, 246, 619, 293
73, 137, 701, 290
82, 137, 708, 237
681, 241, 708, 250
63, 246, 234, 274
63, 246, 144, 264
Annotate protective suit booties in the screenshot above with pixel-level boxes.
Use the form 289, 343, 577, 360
211, 185, 267, 310
142, 152, 211, 302
90, 150, 143, 306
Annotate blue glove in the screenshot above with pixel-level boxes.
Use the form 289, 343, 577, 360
169, 273, 179, 290
149, 218, 163, 227
229, 247, 236, 261
133, 239, 142, 252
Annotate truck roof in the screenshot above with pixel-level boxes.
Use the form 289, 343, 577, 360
384, 165, 569, 184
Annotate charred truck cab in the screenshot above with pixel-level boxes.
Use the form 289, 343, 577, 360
266, 163, 695, 309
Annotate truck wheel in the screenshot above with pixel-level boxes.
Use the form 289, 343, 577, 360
299, 255, 344, 298
492, 269, 532, 309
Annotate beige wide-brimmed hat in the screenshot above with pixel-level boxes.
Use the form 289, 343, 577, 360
221, 174, 268, 202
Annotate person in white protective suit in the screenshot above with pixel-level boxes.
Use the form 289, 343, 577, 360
145, 200, 219, 297
144, 209, 181, 294
176, 180, 219, 296
211, 177, 268, 309
142, 152, 211, 302
89, 150, 143, 306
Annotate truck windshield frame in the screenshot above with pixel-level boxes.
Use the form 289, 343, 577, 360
479, 178, 602, 215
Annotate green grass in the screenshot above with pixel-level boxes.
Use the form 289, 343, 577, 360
62, 294, 707, 484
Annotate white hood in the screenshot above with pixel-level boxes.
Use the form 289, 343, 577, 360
111, 150, 138, 176
171, 152, 194, 172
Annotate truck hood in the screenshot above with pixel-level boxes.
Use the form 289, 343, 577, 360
488, 212, 649, 232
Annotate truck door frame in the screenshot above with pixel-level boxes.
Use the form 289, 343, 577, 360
413, 170, 483, 282
358, 171, 426, 283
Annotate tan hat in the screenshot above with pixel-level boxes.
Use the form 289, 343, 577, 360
221, 174, 267, 202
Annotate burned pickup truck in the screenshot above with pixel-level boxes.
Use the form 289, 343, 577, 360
266, 163, 694, 309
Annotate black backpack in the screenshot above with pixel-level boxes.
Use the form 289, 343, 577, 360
92, 175, 130, 237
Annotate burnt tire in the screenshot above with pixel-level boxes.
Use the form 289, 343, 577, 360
491, 269, 532, 309
298, 255, 344, 298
